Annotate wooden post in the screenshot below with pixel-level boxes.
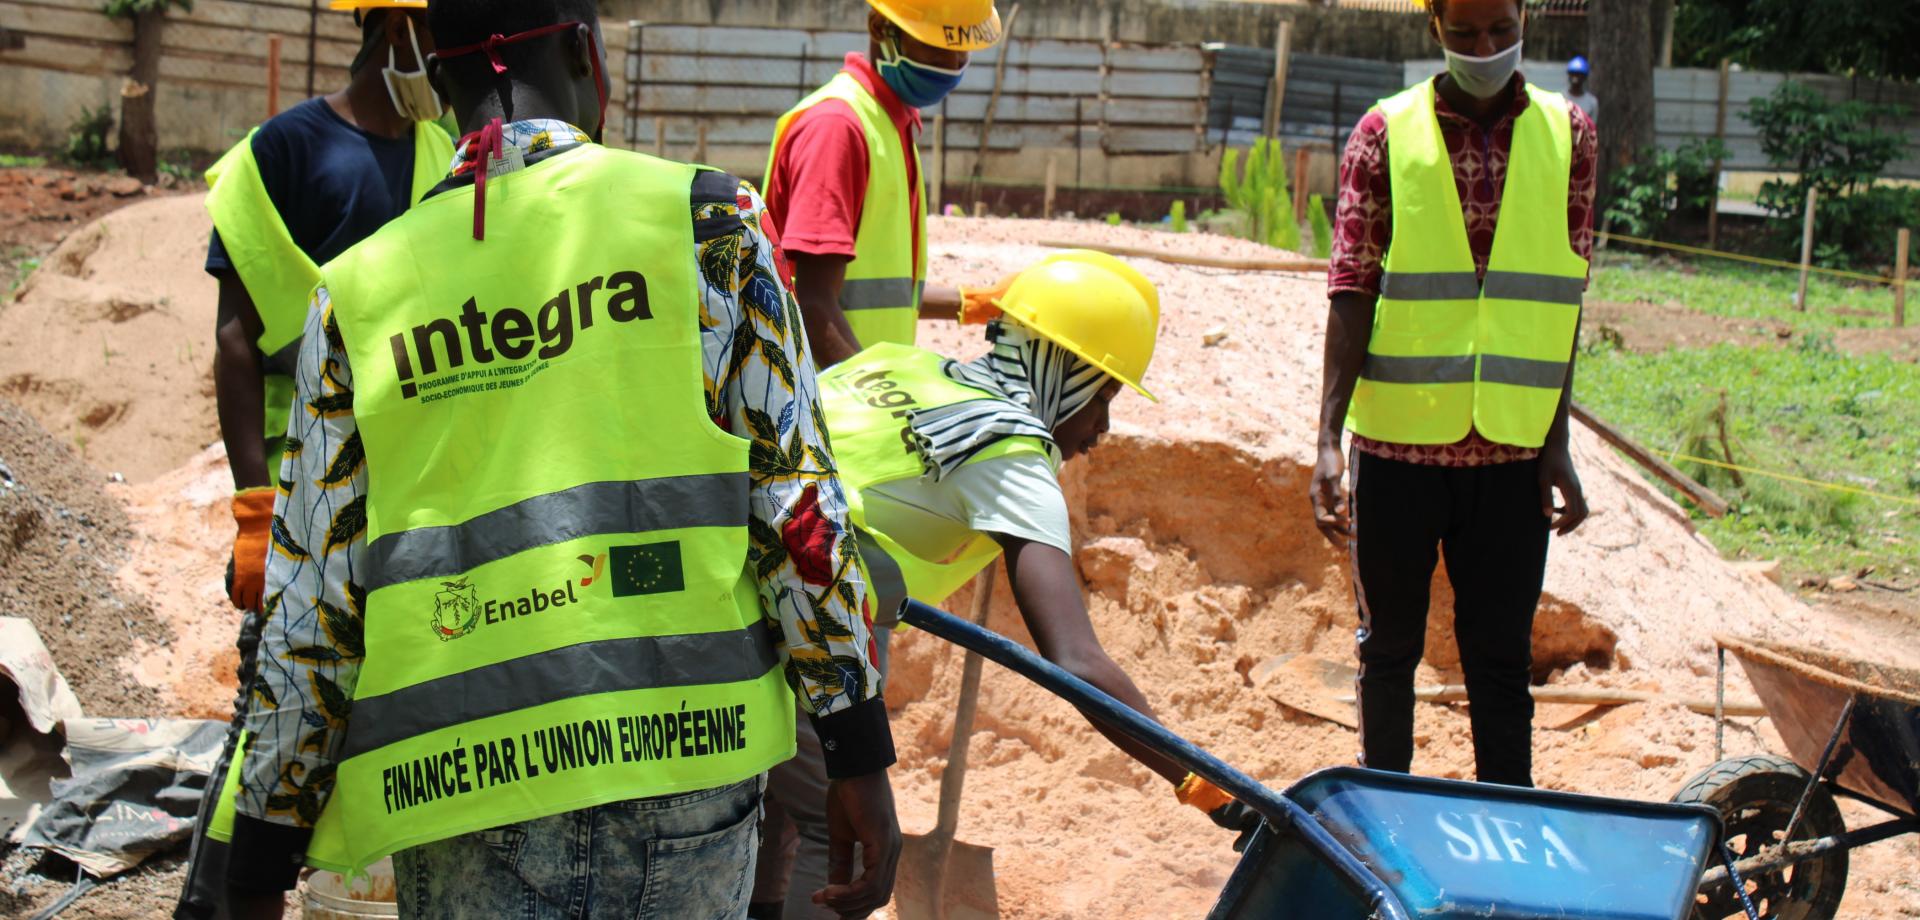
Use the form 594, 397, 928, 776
266, 34, 281, 118
625, 21, 644, 148
973, 201, 986, 218
695, 122, 709, 164
930, 113, 946, 217
1292, 146, 1311, 221
1796, 187, 1817, 311
1262, 19, 1292, 139
653, 117, 664, 158
1707, 58, 1729, 249
970, 2, 1021, 206
1043, 155, 1057, 219
1895, 228, 1910, 327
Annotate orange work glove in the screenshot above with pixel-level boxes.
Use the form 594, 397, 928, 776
1175, 772, 1235, 814
228, 487, 276, 611
956, 272, 1018, 325
1181, 773, 1262, 852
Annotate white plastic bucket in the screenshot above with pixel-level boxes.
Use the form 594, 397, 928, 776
301, 857, 398, 919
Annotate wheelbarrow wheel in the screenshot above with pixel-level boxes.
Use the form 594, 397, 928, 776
1672, 753, 1848, 920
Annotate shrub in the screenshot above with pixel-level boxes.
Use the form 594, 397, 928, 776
1748, 80, 1915, 265
1169, 200, 1188, 234
64, 105, 114, 167
1602, 138, 1727, 239
1307, 193, 1332, 259
1219, 137, 1300, 251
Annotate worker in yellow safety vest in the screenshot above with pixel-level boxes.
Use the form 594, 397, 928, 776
179, 1, 451, 916
218, 1, 901, 918
762, 0, 1001, 367
1309, 0, 1597, 789
750, 253, 1256, 919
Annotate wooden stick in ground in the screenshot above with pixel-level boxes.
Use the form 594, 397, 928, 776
266, 34, 281, 118
1894, 227, 1909, 328
1796, 187, 1818, 311
1292, 146, 1311, 222
1043, 155, 1057, 219
1265, 19, 1291, 138
1339, 684, 1768, 718
926, 564, 999, 920
652, 117, 664, 158
969, 2, 1021, 206
694, 121, 709, 165
1707, 58, 1729, 249
1570, 402, 1730, 517
930, 113, 945, 216
1037, 239, 1328, 274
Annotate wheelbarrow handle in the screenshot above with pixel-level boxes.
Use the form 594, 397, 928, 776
900, 599, 1411, 920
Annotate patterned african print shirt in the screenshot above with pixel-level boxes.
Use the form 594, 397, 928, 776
234, 121, 885, 842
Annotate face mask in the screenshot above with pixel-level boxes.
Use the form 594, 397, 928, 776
383, 16, 444, 123
876, 38, 967, 109
1444, 40, 1523, 99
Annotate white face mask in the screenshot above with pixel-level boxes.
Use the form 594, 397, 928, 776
1444, 40, 1524, 99
383, 16, 444, 123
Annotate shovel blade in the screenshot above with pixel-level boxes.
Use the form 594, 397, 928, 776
892, 834, 998, 920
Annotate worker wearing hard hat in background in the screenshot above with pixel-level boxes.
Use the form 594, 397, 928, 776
178, 1, 452, 916
1310, 0, 1597, 789
762, 0, 1001, 369
219, 0, 901, 914
749, 252, 1256, 919
1566, 55, 1597, 123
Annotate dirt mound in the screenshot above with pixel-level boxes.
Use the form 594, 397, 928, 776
0, 399, 164, 716
882, 218, 1920, 918
0, 193, 219, 483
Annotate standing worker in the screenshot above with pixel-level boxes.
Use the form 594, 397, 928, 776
1309, 0, 1597, 788
1565, 55, 1597, 123
220, 1, 901, 918
762, 0, 1000, 367
750, 254, 1255, 918
179, 2, 451, 916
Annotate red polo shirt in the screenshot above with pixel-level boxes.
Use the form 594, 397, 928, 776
764, 53, 923, 277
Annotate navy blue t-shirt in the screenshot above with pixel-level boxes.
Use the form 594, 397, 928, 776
206, 97, 423, 275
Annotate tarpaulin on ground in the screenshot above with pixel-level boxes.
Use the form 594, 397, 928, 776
21, 716, 224, 877
1, 616, 85, 844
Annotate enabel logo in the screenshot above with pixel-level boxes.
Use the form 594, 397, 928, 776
428, 543, 686, 640
389, 271, 652, 402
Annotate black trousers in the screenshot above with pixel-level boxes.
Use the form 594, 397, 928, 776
1349, 448, 1550, 787
174, 569, 264, 920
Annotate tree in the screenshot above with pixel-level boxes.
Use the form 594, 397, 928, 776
1674, 0, 1920, 81
106, 0, 191, 184
1589, 0, 1655, 206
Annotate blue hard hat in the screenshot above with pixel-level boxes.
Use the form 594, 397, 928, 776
1568, 55, 1590, 75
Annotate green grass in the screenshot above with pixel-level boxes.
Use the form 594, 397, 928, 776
0, 153, 47, 168
1590, 251, 1896, 330
1575, 335, 1920, 581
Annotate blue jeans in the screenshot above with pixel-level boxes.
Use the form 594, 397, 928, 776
393, 775, 765, 919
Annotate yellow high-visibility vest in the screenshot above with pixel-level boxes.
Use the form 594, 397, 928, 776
246, 144, 791, 872
1346, 81, 1587, 448
768, 72, 927, 351
203, 123, 451, 459
820, 343, 1051, 615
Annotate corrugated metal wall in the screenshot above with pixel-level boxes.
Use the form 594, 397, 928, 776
1206, 45, 1400, 153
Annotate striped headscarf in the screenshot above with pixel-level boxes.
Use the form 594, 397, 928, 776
904, 318, 1109, 480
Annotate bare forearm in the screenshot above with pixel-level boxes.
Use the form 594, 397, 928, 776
790, 252, 861, 368
215, 320, 270, 490
919, 282, 960, 320
1318, 292, 1376, 449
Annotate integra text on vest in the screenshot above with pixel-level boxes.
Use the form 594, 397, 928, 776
389, 271, 653, 401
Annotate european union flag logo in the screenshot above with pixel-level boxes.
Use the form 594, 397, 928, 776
609, 542, 684, 596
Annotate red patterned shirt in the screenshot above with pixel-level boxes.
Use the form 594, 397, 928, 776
1330, 74, 1598, 467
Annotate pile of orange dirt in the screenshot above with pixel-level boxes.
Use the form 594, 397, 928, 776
862, 216, 1920, 918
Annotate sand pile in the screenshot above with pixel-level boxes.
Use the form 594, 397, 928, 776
0, 194, 220, 483
866, 216, 1920, 918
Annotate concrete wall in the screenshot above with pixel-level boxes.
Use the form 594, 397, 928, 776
607, 0, 1592, 60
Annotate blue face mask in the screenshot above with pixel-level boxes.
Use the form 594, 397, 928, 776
876, 39, 968, 109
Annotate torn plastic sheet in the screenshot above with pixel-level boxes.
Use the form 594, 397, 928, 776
1, 616, 85, 844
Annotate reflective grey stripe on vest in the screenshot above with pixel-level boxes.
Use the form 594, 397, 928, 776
1380, 271, 1479, 301
366, 472, 749, 591
1381, 271, 1584, 306
340, 620, 780, 759
1479, 354, 1569, 389
853, 526, 907, 628
1363, 353, 1567, 389
1483, 271, 1585, 305
839, 277, 919, 312
1362, 354, 1475, 385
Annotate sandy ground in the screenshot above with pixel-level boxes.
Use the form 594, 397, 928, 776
3, 199, 1917, 918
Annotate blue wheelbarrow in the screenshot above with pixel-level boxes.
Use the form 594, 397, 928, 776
902, 600, 1726, 919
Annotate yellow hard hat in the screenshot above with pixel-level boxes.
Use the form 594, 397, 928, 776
327, 0, 426, 10
995, 259, 1159, 402
1034, 249, 1160, 326
867, 0, 1003, 52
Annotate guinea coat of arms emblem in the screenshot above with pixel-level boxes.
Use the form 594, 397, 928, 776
430, 577, 481, 641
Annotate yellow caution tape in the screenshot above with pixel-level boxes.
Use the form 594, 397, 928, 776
1599, 231, 1907, 288
1667, 453, 1920, 506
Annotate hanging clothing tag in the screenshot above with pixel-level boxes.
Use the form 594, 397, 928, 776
487, 144, 526, 177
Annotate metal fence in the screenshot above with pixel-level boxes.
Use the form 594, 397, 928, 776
1206, 45, 1402, 154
